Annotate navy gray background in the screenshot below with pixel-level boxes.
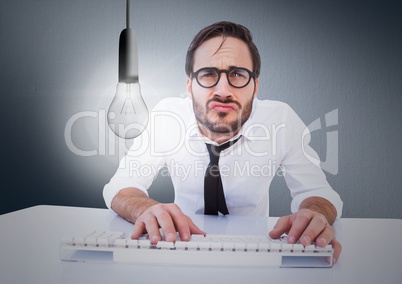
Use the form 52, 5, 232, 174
0, 0, 401, 218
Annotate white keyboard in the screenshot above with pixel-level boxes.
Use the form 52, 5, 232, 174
60, 231, 334, 268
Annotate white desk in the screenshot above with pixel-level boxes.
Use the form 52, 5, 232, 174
0, 205, 401, 284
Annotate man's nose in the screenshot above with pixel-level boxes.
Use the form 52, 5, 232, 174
214, 73, 233, 98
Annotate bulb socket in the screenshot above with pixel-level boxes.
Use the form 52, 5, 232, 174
119, 28, 139, 83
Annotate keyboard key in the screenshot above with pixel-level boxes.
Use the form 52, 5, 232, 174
234, 242, 246, 251
258, 243, 270, 252
270, 243, 281, 252
74, 237, 85, 246
223, 242, 235, 251
97, 238, 112, 247
138, 240, 151, 248
210, 242, 223, 251
246, 243, 258, 252
85, 237, 97, 247
293, 244, 304, 252
198, 242, 211, 251
61, 237, 73, 246
114, 239, 127, 248
174, 242, 187, 250
304, 245, 316, 252
281, 244, 293, 252
156, 241, 175, 249
318, 244, 333, 252
191, 234, 206, 241
186, 242, 199, 250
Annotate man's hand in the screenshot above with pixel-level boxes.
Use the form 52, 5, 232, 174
111, 187, 205, 244
269, 196, 342, 264
130, 203, 206, 244
269, 209, 341, 263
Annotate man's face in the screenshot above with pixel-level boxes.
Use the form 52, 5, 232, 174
187, 36, 259, 140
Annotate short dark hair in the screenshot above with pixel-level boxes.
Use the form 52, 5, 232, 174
185, 21, 261, 78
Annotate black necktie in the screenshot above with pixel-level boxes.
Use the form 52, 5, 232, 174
204, 136, 241, 215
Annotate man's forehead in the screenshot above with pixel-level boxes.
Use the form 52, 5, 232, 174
193, 36, 253, 69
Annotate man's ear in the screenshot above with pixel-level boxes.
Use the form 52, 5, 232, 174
253, 78, 259, 98
186, 77, 192, 99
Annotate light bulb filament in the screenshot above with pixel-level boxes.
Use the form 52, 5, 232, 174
121, 98, 136, 114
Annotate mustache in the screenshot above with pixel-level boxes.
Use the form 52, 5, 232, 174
207, 98, 242, 109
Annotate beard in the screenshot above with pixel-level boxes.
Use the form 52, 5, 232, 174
192, 96, 254, 135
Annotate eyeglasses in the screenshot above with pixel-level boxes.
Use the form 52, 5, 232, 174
191, 67, 256, 89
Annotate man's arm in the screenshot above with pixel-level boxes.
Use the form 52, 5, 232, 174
111, 187, 205, 244
269, 196, 342, 263
111, 187, 159, 224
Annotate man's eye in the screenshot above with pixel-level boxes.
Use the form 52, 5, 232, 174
230, 70, 247, 78
200, 70, 217, 78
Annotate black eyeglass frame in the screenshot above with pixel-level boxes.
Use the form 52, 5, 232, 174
191, 67, 256, 89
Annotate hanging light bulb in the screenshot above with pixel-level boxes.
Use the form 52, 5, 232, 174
107, 0, 148, 139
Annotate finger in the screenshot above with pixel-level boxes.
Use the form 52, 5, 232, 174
186, 216, 206, 237
331, 237, 342, 264
144, 215, 163, 244
158, 204, 190, 242
131, 221, 146, 239
168, 205, 206, 241
269, 216, 291, 239
287, 213, 312, 244
153, 210, 177, 243
315, 224, 335, 247
297, 214, 328, 246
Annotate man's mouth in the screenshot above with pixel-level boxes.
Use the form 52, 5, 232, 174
209, 101, 239, 112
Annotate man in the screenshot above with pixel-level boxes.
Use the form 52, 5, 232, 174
104, 21, 343, 263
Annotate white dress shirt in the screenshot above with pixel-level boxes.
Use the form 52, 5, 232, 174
103, 97, 343, 218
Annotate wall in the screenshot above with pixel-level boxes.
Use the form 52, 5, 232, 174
0, 0, 401, 218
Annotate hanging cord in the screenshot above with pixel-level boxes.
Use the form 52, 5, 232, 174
126, 0, 130, 29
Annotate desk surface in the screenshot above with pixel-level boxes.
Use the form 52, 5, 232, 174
0, 205, 401, 284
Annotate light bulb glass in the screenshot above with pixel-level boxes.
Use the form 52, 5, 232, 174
107, 82, 149, 139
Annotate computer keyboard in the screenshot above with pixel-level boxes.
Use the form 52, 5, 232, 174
60, 230, 334, 268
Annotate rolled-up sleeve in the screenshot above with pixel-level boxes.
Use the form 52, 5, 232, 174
280, 106, 343, 218
102, 127, 165, 210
